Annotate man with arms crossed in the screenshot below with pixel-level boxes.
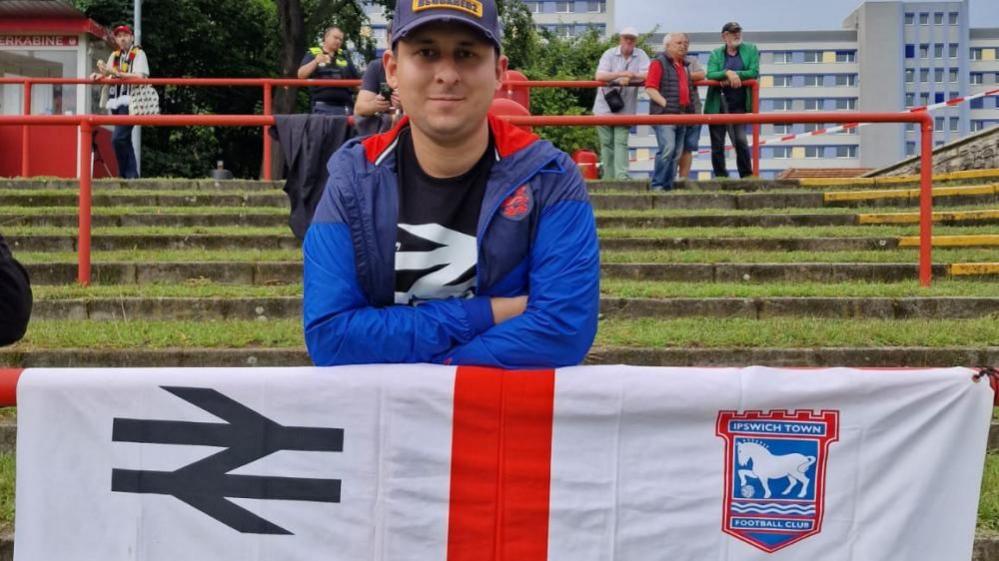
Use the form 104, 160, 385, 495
303, 0, 600, 368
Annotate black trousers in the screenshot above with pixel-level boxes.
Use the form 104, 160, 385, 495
709, 107, 753, 178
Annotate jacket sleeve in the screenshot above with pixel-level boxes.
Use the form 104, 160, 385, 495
705, 48, 726, 80
737, 44, 760, 79
437, 167, 600, 369
0, 235, 31, 347
303, 175, 496, 366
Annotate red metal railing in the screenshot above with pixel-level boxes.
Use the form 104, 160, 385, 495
2, 77, 761, 178
0, 109, 932, 288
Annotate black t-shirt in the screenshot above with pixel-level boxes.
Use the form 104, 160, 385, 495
360, 59, 385, 94
723, 50, 747, 111
393, 129, 494, 305
300, 49, 359, 105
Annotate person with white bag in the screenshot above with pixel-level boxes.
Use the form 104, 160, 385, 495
90, 24, 152, 179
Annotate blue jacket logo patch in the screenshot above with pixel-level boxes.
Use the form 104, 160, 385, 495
716, 409, 840, 553
500, 184, 532, 220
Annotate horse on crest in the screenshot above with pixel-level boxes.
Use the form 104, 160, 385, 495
736, 440, 816, 499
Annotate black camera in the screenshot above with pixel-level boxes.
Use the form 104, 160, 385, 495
378, 84, 393, 100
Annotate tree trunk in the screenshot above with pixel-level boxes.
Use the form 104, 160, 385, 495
274, 0, 306, 116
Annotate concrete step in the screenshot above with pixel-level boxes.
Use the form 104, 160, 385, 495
2, 213, 287, 228
600, 237, 903, 252
8, 234, 300, 252
0, 192, 288, 208
1, 346, 996, 368
0, 179, 282, 191
31, 296, 999, 321
589, 179, 802, 192
23, 262, 959, 285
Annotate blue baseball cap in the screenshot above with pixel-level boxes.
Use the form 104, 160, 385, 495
392, 0, 502, 49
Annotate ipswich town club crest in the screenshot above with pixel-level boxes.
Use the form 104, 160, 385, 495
715, 409, 839, 553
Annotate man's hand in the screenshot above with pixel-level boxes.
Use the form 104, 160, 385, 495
725, 70, 742, 88
491, 296, 528, 324
316, 53, 332, 66
615, 76, 630, 86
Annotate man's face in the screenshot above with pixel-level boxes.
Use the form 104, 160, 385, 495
666, 35, 685, 60
115, 32, 133, 51
323, 28, 344, 53
385, 23, 507, 146
723, 30, 742, 49
619, 34, 637, 56
677, 35, 690, 57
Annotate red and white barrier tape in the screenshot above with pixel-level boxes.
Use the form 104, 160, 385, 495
692, 87, 999, 155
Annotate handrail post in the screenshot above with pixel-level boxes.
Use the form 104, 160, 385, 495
918, 115, 933, 287
262, 80, 273, 181
78, 120, 93, 287
21, 80, 32, 177
751, 80, 760, 177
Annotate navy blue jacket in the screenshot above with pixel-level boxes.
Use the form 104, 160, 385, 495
303, 114, 599, 368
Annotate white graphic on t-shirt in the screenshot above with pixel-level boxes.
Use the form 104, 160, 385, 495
394, 223, 477, 304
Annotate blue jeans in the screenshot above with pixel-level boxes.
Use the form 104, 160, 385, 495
111, 105, 138, 179
651, 125, 684, 191
312, 101, 352, 116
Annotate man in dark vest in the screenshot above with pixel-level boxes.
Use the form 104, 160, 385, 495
644, 32, 700, 191
0, 233, 31, 346
297, 26, 360, 115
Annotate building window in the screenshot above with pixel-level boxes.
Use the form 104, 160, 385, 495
836, 146, 858, 158
905, 13, 915, 25
919, 13, 928, 24
905, 93, 916, 106
525, 1, 542, 13
772, 98, 792, 111
934, 12, 944, 24
804, 146, 822, 158
971, 48, 983, 60
934, 44, 943, 58
773, 51, 792, 64
835, 51, 855, 63
920, 92, 930, 105
971, 98, 985, 109
936, 141, 945, 147
919, 44, 929, 58
555, 1, 572, 13
803, 51, 821, 63
587, 0, 606, 12
905, 69, 914, 83
949, 69, 959, 82
935, 116, 945, 130
950, 117, 960, 132
949, 12, 959, 24
919, 68, 929, 82
906, 123, 915, 132
935, 92, 945, 104
934, 68, 944, 82
834, 74, 856, 86
971, 120, 984, 132
803, 75, 822, 87
773, 147, 791, 159
906, 142, 916, 156
835, 98, 856, 110
905, 44, 915, 58
803, 123, 823, 132
972, 73, 984, 85
804, 99, 821, 111
773, 124, 792, 134
773, 75, 793, 87
949, 44, 959, 58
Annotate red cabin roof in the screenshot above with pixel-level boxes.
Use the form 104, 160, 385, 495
0, 0, 111, 42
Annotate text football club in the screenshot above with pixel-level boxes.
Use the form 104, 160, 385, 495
716, 409, 840, 553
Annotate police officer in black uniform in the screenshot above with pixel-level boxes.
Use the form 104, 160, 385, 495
297, 26, 360, 115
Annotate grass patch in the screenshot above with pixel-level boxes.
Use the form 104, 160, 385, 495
598, 225, 999, 239
0, 206, 286, 216
34, 283, 303, 300
600, 279, 999, 298
595, 204, 996, 218
0, 189, 281, 198
0, 454, 11, 530
601, 248, 999, 264
981, 454, 999, 534
596, 317, 999, 348
16, 249, 302, 264
2, 226, 294, 237
12, 320, 303, 350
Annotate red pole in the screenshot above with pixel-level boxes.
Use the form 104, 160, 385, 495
262, 80, 273, 181
918, 114, 933, 287
751, 81, 760, 177
78, 121, 93, 287
21, 80, 31, 177
0, 369, 22, 407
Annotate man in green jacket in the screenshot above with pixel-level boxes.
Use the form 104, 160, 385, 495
704, 22, 759, 178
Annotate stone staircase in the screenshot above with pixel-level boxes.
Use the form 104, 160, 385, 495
0, 170, 998, 557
